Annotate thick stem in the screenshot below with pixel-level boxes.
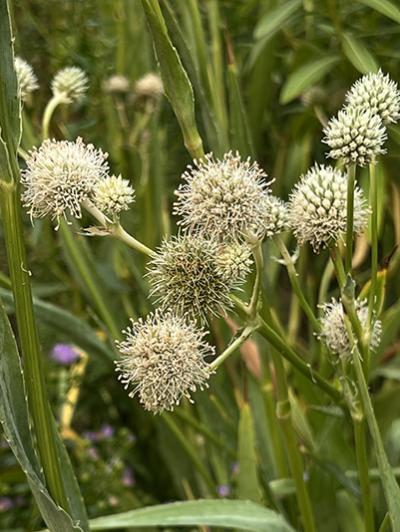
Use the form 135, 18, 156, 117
354, 416, 375, 532
345, 164, 356, 273
248, 240, 263, 318
41, 93, 66, 139
368, 163, 378, 322
209, 325, 257, 371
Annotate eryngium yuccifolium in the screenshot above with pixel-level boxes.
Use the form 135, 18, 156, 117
21, 137, 109, 222
51, 66, 89, 103
134, 73, 163, 99
323, 106, 386, 167
147, 234, 249, 322
217, 243, 253, 282
288, 164, 368, 252
93, 174, 135, 217
103, 74, 130, 94
115, 311, 214, 413
319, 299, 382, 358
15, 57, 38, 102
345, 70, 400, 125
174, 152, 283, 241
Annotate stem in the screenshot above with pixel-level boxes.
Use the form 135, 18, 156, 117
41, 93, 66, 139
354, 416, 375, 532
345, 164, 356, 273
209, 325, 256, 371
248, 240, 263, 318
369, 163, 378, 322
263, 377, 288, 479
0, 182, 67, 509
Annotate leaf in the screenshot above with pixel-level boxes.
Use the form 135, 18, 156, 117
88, 500, 294, 531
280, 56, 339, 104
358, 0, 400, 24
254, 0, 302, 41
342, 33, 378, 74
0, 298, 83, 532
237, 403, 262, 503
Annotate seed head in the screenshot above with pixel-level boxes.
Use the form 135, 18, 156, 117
134, 73, 163, 100
15, 57, 38, 102
319, 298, 382, 358
174, 152, 283, 241
21, 137, 109, 222
288, 164, 368, 252
147, 234, 249, 322
323, 106, 386, 167
51, 66, 88, 103
115, 310, 214, 413
93, 175, 135, 218
345, 70, 400, 125
103, 75, 130, 94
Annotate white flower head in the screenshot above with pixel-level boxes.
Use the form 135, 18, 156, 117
51, 66, 89, 103
319, 298, 382, 358
134, 73, 163, 100
21, 137, 109, 223
15, 57, 38, 102
103, 74, 130, 94
115, 310, 214, 413
323, 106, 386, 167
174, 152, 284, 242
288, 164, 368, 252
147, 234, 250, 322
345, 70, 400, 125
93, 175, 135, 218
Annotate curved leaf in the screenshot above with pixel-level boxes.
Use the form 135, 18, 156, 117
342, 33, 378, 74
358, 0, 400, 24
237, 403, 262, 502
254, 0, 302, 41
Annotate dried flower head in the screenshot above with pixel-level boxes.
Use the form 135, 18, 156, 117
319, 298, 382, 358
51, 66, 89, 103
134, 73, 163, 100
323, 106, 386, 167
147, 234, 250, 322
174, 152, 284, 241
288, 164, 368, 252
216, 243, 253, 282
93, 175, 135, 217
345, 70, 400, 125
103, 74, 130, 94
21, 137, 109, 222
15, 57, 38, 102
115, 310, 214, 413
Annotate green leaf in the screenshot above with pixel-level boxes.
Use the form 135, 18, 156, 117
237, 403, 262, 503
342, 33, 378, 74
254, 0, 302, 41
280, 55, 339, 104
88, 500, 294, 531
0, 298, 84, 532
358, 0, 400, 24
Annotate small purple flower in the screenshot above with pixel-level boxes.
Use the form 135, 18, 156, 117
50, 344, 79, 365
0, 497, 13, 512
100, 424, 114, 439
122, 466, 135, 487
83, 430, 100, 442
218, 485, 230, 497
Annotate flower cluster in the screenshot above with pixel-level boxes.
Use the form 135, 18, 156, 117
134, 72, 163, 100
51, 66, 88, 103
15, 57, 38, 102
93, 175, 135, 218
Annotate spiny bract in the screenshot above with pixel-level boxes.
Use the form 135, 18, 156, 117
115, 310, 214, 414
288, 164, 368, 252
93, 174, 135, 217
51, 66, 89, 103
15, 57, 38, 102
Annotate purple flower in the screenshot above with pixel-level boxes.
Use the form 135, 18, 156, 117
218, 485, 230, 497
50, 344, 79, 365
0, 497, 13, 512
122, 467, 135, 487
83, 431, 100, 442
100, 424, 114, 439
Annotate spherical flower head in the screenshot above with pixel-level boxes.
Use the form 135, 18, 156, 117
288, 164, 368, 252
92, 174, 135, 218
174, 152, 279, 241
103, 74, 130, 94
216, 243, 253, 282
345, 70, 400, 125
51, 66, 89, 103
115, 311, 214, 413
21, 137, 109, 223
323, 106, 386, 167
15, 57, 38, 103
263, 195, 288, 238
147, 234, 249, 322
134, 73, 163, 100
319, 298, 382, 358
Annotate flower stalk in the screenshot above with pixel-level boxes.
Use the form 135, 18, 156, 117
345, 164, 356, 273
369, 162, 378, 321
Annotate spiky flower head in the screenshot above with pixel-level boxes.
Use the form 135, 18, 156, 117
21, 137, 109, 222
147, 234, 250, 322
319, 298, 382, 358
93, 175, 135, 218
115, 310, 214, 413
134, 73, 163, 100
174, 152, 284, 241
345, 70, 400, 125
51, 66, 89, 103
103, 74, 130, 94
323, 106, 386, 167
15, 57, 38, 102
216, 243, 253, 282
288, 164, 368, 252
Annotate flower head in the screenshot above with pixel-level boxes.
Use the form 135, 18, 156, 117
174, 152, 283, 241
103, 74, 130, 94
21, 137, 109, 222
345, 70, 400, 125
134, 72, 163, 100
319, 298, 382, 357
50, 344, 80, 365
93, 174, 135, 218
115, 311, 214, 413
51, 66, 88, 103
323, 106, 386, 167
288, 164, 368, 252
147, 234, 250, 322
15, 57, 38, 102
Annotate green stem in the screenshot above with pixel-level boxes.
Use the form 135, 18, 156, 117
368, 163, 378, 322
354, 416, 375, 532
0, 182, 67, 509
345, 164, 356, 273
209, 325, 256, 371
248, 241, 263, 318
41, 93, 66, 139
